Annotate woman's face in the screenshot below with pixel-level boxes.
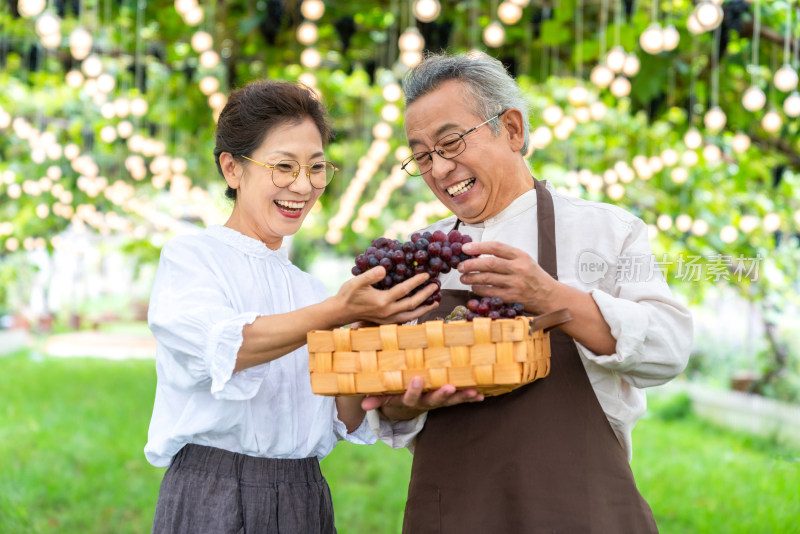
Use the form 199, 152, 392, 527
224, 117, 326, 250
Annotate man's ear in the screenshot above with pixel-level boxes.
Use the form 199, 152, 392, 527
501, 108, 526, 153
219, 152, 242, 191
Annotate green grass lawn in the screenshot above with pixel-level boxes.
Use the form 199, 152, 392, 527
1, 351, 797, 533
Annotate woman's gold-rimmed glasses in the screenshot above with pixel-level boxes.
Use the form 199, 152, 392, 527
240, 155, 338, 189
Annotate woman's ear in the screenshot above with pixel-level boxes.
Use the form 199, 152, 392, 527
501, 108, 525, 153
219, 152, 241, 191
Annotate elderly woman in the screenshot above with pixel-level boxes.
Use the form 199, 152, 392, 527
144, 80, 437, 534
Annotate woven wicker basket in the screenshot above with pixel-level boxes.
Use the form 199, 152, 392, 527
308, 308, 571, 397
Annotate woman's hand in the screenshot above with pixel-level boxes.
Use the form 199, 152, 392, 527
361, 376, 484, 420
334, 266, 440, 325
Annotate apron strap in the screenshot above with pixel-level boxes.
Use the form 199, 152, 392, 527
534, 178, 558, 281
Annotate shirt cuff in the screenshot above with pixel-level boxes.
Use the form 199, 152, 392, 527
582, 289, 649, 371
366, 408, 427, 450
206, 312, 261, 399
339, 415, 378, 445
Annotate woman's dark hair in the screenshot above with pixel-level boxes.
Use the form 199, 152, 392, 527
213, 80, 333, 200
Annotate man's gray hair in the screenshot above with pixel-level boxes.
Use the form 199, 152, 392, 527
403, 51, 531, 155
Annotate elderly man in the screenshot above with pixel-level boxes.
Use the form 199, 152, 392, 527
362, 51, 692, 533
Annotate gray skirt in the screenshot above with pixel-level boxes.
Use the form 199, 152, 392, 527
152, 444, 336, 534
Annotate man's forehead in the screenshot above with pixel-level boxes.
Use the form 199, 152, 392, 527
405, 89, 479, 143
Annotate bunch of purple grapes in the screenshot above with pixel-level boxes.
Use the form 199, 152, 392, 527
446, 297, 526, 321
351, 230, 476, 306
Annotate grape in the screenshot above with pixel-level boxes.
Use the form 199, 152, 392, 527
352, 232, 477, 308
444, 297, 526, 321
432, 230, 448, 243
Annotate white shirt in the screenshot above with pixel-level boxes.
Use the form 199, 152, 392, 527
145, 225, 374, 467
369, 183, 693, 460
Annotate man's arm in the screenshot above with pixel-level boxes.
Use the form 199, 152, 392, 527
457, 240, 617, 355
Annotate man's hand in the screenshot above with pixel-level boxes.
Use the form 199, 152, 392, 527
459, 240, 617, 355
361, 376, 484, 420
458, 241, 558, 315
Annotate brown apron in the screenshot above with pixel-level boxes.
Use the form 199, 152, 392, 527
403, 179, 658, 533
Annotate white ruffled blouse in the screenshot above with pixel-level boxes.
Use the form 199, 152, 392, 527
144, 224, 374, 467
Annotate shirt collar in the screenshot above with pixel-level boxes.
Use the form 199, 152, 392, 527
206, 225, 291, 263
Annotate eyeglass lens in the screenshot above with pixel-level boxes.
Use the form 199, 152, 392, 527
405, 134, 466, 176
271, 160, 335, 188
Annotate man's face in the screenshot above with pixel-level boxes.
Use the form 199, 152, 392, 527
404, 80, 520, 223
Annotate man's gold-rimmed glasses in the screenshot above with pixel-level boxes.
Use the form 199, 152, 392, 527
401, 109, 508, 176
240, 156, 338, 189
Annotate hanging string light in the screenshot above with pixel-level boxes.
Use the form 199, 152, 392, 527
662, 0, 680, 52
483, 22, 505, 48
590, 0, 614, 88
761, 109, 782, 132
69, 27, 93, 60
704, 27, 726, 132
606, 0, 626, 74
743, 0, 766, 111
773, 1, 798, 92
414, 0, 441, 22
497, 1, 523, 25
640, 0, 664, 56
695, 1, 724, 32
782, 4, 800, 116
18, 0, 46, 18
610, 75, 631, 97
301, 0, 325, 21
191, 30, 213, 53
399, 26, 425, 68
297, 22, 318, 45
567, 0, 589, 107
731, 132, 751, 153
